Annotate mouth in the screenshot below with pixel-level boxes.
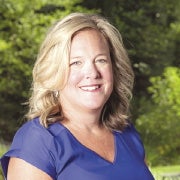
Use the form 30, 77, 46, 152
80, 85, 101, 91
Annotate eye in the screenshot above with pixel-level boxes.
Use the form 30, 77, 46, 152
96, 59, 107, 64
70, 60, 82, 66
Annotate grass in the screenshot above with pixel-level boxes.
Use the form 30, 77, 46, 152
151, 165, 180, 180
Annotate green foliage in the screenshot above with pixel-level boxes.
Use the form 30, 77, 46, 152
149, 67, 180, 112
136, 67, 180, 166
83, 0, 179, 74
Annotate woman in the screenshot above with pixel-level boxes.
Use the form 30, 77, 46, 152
1, 13, 154, 179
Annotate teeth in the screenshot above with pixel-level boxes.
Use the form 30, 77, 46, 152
81, 85, 99, 91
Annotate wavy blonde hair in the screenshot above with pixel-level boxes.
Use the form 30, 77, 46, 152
26, 12, 134, 131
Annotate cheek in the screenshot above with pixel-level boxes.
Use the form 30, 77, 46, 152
67, 71, 81, 86
104, 67, 114, 92
103, 66, 113, 82
107, 71, 113, 82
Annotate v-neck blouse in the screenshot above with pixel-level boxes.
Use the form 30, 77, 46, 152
1, 118, 154, 180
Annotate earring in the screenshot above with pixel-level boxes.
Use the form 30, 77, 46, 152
53, 91, 59, 98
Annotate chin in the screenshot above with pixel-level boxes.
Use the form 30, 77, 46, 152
82, 102, 105, 111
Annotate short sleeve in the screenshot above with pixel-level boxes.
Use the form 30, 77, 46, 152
0, 119, 57, 179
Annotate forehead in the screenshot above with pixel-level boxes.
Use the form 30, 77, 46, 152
70, 29, 110, 55
72, 28, 107, 42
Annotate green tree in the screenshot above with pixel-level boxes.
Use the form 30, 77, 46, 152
136, 67, 180, 166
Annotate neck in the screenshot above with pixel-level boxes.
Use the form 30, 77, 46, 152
61, 108, 103, 132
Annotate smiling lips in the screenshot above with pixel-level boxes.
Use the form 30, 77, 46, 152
80, 85, 101, 91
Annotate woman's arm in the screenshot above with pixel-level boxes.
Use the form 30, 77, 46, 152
7, 157, 53, 180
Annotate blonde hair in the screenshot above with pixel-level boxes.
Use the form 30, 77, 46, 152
26, 12, 134, 131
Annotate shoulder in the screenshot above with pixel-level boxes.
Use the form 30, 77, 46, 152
13, 118, 65, 145
121, 123, 142, 140
116, 123, 145, 158
1, 118, 65, 179
11, 118, 54, 149
10, 118, 68, 162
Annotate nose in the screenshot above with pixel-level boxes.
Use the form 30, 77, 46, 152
84, 62, 101, 79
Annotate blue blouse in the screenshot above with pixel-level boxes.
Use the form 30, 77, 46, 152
1, 118, 154, 180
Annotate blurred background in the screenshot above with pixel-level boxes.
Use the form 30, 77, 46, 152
0, 0, 179, 179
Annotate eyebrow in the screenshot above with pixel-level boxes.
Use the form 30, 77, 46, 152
70, 56, 82, 60
70, 53, 109, 59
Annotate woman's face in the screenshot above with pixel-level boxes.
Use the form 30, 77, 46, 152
60, 29, 113, 114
